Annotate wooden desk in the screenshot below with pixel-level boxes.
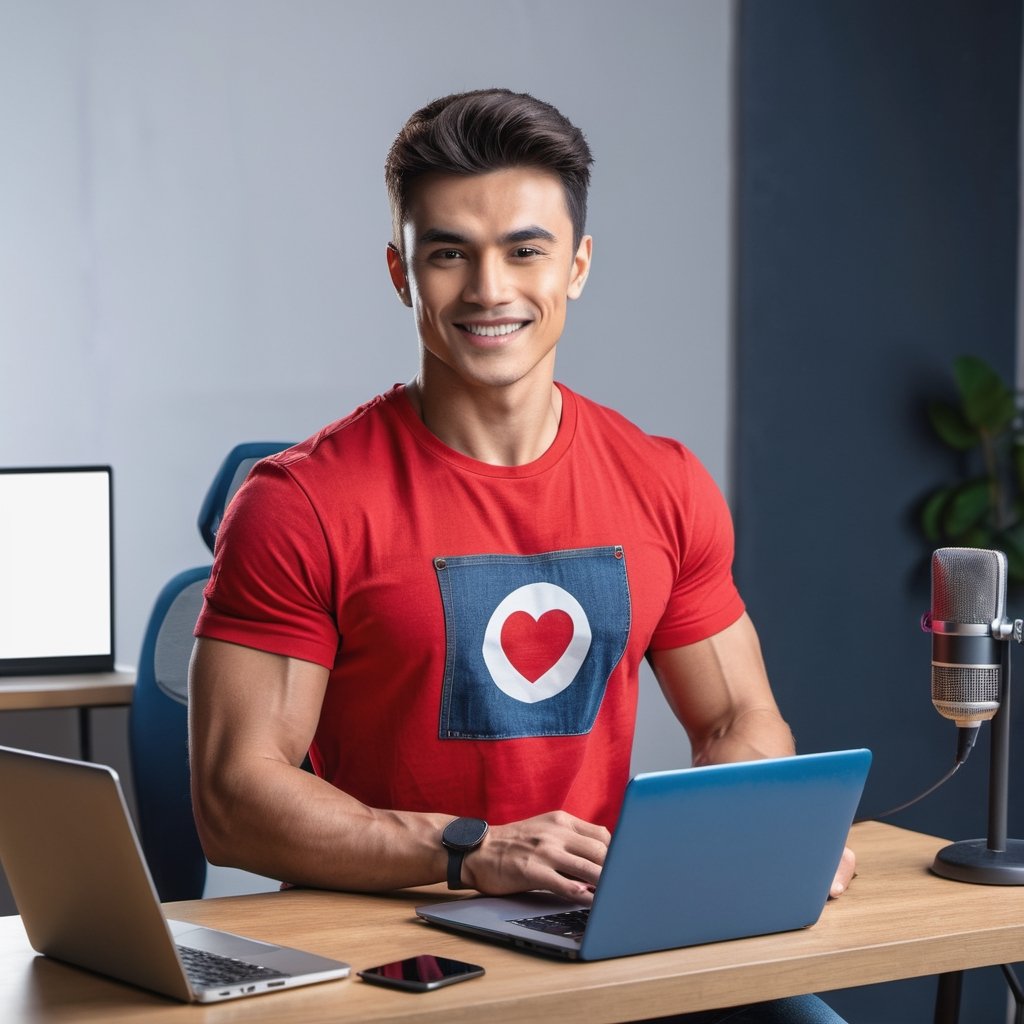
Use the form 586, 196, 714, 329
0, 822, 1021, 1023
0, 670, 134, 759
0, 671, 135, 712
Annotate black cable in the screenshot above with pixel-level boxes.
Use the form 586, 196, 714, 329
854, 725, 979, 824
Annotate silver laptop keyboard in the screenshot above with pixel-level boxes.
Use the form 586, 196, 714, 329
509, 908, 590, 940
177, 944, 287, 987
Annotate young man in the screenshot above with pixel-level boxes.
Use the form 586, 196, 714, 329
189, 90, 853, 1023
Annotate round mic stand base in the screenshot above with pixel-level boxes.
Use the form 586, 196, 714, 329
932, 838, 1024, 885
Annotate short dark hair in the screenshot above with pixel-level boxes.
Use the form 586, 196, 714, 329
385, 88, 593, 254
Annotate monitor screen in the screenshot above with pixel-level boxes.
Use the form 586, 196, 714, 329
0, 466, 115, 675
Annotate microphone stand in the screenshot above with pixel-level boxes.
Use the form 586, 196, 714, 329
932, 639, 1024, 883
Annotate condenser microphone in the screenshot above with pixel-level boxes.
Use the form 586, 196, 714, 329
928, 547, 1024, 885
929, 547, 1005, 727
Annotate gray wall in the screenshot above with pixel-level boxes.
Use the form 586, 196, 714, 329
0, 0, 734, 899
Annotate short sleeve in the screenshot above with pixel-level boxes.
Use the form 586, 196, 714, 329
647, 449, 745, 651
195, 460, 340, 669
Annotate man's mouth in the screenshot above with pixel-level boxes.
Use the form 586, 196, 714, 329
458, 321, 529, 338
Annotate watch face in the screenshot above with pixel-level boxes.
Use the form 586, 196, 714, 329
443, 817, 488, 850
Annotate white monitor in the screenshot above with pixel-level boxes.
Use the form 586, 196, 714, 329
0, 466, 114, 675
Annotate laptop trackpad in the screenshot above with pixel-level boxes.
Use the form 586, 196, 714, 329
168, 920, 279, 957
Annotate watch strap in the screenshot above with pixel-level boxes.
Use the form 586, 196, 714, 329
446, 848, 467, 890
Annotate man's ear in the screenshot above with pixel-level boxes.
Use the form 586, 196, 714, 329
386, 243, 412, 307
567, 235, 593, 300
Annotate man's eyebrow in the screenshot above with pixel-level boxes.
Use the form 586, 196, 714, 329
418, 228, 469, 245
502, 226, 557, 244
416, 226, 558, 246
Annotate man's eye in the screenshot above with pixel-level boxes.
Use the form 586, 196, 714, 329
433, 249, 464, 260
513, 247, 540, 258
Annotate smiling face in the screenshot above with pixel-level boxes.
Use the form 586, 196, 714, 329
387, 167, 592, 396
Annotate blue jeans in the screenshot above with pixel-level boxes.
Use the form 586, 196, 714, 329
644, 994, 848, 1023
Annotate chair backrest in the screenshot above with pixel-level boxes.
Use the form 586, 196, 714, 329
129, 566, 210, 902
130, 441, 293, 901
197, 441, 293, 553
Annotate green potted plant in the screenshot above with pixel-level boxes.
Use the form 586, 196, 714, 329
921, 355, 1024, 584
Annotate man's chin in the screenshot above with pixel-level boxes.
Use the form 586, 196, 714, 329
421, 350, 558, 395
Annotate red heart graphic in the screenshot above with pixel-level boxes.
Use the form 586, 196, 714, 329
500, 609, 574, 683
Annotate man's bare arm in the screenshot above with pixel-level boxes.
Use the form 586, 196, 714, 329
188, 637, 607, 899
648, 613, 855, 896
648, 612, 794, 766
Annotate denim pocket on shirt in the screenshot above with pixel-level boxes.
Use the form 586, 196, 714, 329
434, 546, 631, 740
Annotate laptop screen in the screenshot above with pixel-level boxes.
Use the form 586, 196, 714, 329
0, 466, 115, 675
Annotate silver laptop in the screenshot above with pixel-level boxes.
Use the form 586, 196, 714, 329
418, 749, 871, 961
0, 746, 349, 1002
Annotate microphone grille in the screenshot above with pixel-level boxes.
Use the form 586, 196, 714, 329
931, 547, 1007, 623
931, 665, 1001, 705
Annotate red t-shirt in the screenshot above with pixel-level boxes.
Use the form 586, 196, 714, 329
196, 384, 744, 829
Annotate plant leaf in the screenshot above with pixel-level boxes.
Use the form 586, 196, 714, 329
954, 355, 1015, 432
920, 488, 953, 541
927, 400, 978, 450
941, 479, 992, 537
962, 526, 997, 549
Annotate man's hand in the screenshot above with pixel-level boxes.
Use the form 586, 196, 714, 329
830, 845, 856, 898
461, 811, 610, 905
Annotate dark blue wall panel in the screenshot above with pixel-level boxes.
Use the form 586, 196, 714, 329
735, 2, 1021, 1020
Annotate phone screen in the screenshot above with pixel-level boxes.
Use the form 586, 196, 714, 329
358, 954, 485, 991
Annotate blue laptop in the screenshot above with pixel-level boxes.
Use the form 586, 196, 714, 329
417, 749, 871, 961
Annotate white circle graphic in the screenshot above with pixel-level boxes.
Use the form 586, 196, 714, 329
482, 582, 591, 703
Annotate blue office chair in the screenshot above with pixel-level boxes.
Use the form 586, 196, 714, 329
129, 441, 292, 901
198, 441, 295, 554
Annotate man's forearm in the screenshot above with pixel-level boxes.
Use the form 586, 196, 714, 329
194, 761, 609, 902
193, 756, 453, 891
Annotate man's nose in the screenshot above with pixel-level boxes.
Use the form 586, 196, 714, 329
462, 253, 513, 307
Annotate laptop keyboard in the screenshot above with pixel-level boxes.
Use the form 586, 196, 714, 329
177, 944, 287, 987
509, 908, 591, 940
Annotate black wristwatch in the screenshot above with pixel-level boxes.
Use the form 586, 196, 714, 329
441, 817, 489, 890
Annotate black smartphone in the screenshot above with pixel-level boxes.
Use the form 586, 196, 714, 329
357, 953, 485, 992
